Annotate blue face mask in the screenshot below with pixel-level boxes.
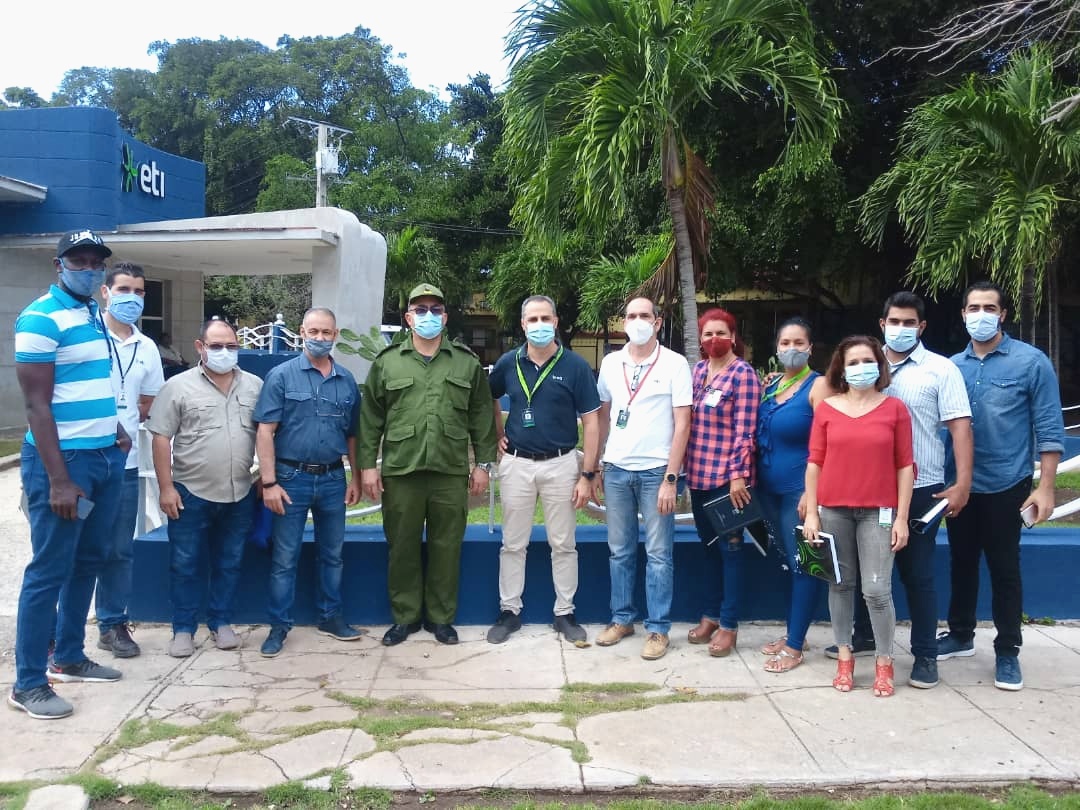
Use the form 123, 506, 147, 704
844, 362, 880, 390
965, 311, 1001, 342
412, 312, 444, 340
526, 322, 555, 347
883, 325, 918, 353
58, 260, 104, 299
108, 292, 144, 324
305, 338, 334, 358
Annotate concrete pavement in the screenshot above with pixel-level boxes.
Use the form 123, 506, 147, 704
1, 465, 1079, 794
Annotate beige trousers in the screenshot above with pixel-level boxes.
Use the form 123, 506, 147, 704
497, 451, 580, 616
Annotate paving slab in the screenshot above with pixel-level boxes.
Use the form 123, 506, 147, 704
262, 728, 374, 780
24, 784, 89, 810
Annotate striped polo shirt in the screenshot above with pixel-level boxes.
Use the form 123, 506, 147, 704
885, 341, 971, 488
15, 284, 118, 450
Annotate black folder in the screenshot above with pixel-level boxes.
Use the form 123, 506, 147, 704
701, 487, 764, 544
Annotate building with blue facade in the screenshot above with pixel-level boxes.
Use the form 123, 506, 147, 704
0, 107, 386, 426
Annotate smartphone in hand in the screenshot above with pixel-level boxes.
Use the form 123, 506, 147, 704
76, 496, 95, 520
1020, 503, 1038, 529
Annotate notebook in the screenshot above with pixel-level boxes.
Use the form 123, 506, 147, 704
701, 487, 765, 544
744, 520, 771, 557
794, 526, 842, 584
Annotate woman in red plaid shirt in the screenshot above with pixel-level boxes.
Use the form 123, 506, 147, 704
685, 308, 762, 657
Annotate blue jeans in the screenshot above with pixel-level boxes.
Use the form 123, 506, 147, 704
17, 442, 124, 691
757, 487, 824, 652
167, 483, 254, 634
267, 464, 347, 629
603, 464, 674, 634
690, 484, 745, 630
94, 467, 140, 631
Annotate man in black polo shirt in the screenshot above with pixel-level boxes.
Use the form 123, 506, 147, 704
486, 295, 601, 644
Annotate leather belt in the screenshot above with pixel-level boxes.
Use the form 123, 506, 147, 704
505, 446, 575, 462
277, 458, 345, 475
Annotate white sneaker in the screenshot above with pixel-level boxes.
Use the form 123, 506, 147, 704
168, 632, 195, 658
212, 625, 241, 650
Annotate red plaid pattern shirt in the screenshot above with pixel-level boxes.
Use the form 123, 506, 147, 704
685, 357, 761, 490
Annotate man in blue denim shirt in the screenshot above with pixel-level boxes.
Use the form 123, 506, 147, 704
938, 280, 1065, 691
255, 308, 364, 657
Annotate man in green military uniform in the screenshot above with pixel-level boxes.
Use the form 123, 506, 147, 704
360, 283, 498, 645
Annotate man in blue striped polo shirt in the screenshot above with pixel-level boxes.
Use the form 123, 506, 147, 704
10, 229, 131, 720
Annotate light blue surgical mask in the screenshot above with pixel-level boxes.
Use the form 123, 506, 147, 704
305, 338, 334, 358
412, 312, 444, 340
58, 260, 104, 299
965, 311, 1001, 342
204, 347, 238, 374
883, 325, 918, 353
526, 323, 555, 347
108, 292, 144, 324
844, 362, 880, 390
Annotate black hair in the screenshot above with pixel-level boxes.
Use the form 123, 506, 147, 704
776, 317, 813, 342
882, 291, 925, 321
963, 280, 1008, 310
105, 261, 145, 288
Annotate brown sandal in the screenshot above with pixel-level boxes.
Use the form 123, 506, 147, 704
688, 618, 719, 645
708, 628, 737, 657
763, 648, 804, 673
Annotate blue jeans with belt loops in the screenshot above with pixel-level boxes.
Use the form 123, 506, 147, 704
17, 442, 124, 691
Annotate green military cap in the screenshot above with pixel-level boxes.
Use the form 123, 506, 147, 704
408, 283, 444, 303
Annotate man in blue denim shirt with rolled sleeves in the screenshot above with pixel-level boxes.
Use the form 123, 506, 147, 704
939, 280, 1065, 691
255, 308, 364, 658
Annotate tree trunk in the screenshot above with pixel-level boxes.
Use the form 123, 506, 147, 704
1020, 266, 1036, 344
666, 186, 699, 364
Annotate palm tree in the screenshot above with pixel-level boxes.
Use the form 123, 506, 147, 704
384, 226, 445, 314
859, 47, 1080, 349
502, 0, 842, 362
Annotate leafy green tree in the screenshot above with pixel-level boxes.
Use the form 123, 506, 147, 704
384, 226, 447, 313
502, 0, 842, 362
3, 87, 45, 108
858, 47, 1080, 348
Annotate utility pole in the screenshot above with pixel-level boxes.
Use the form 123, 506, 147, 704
286, 117, 353, 208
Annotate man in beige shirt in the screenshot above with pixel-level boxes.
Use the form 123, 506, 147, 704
147, 318, 262, 657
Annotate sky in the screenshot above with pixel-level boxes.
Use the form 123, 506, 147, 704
1, 0, 520, 101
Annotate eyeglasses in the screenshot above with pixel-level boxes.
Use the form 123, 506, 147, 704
411, 305, 445, 316
204, 343, 240, 351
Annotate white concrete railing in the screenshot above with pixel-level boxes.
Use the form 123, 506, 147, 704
236, 314, 303, 351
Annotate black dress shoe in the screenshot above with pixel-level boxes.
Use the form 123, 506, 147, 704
423, 621, 459, 645
382, 622, 422, 646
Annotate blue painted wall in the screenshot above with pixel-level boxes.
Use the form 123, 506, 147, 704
130, 523, 1080, 626
0, 107, 204, 235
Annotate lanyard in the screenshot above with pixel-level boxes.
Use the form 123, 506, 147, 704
622, 345, 659, 407
516, 345, 563, 406
761, 365, 810, 402
112, 334, 139, 388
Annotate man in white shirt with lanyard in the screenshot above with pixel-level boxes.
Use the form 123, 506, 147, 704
92, 262, 164, 658
595, 297, 692, 660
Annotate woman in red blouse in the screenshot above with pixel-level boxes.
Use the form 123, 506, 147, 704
803, 336, 914, 697
685, 308, 762, 657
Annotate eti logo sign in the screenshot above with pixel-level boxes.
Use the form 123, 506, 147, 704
121, 144, 166, 198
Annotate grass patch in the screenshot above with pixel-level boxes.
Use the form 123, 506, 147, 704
1056, 471, 1080, 490
63, 773, 120, 801
114, 718, 190, 749
348, 500, 602, 526
0, 438, 22, 457
0, 781, 32, 810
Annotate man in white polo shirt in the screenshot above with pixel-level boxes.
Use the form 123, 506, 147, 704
595, 297, 692, 660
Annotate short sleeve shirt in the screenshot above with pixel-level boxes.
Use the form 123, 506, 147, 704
109, 325, 165, 469
253, 353, 360, 464
488, 344, 600, 455
597, 343, 693, 471
147, 365, 262, 503
15, 285, 118, 450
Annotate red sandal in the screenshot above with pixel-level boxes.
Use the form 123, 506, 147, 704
873, 659, 895, 697
833, 657, 854, 692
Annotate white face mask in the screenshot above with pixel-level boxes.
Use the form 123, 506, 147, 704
625, 318, 655, 346
204, 347, 238, 374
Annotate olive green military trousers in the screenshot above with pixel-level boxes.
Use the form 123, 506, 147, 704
381, 470, 469, 624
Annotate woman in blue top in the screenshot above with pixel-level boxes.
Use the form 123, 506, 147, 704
756, 318, 833, 673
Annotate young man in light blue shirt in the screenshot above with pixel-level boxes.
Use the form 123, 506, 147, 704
939, 280, 1065, 691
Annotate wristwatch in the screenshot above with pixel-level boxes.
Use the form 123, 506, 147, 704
581, 470, 597, 481
475, 462, 493, 473
664, 473, 678, 484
